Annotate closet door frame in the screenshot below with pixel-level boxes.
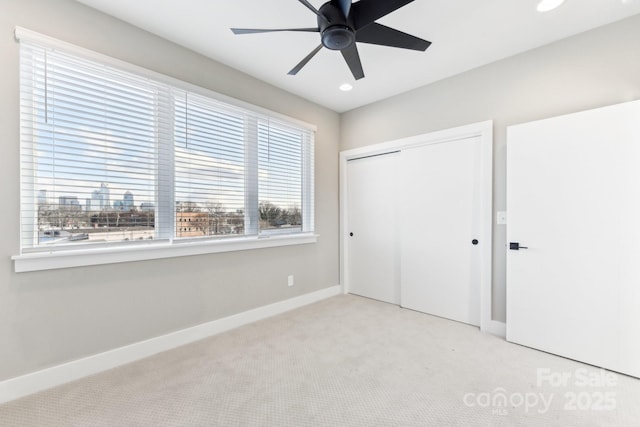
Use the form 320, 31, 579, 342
339, 120, 498, 335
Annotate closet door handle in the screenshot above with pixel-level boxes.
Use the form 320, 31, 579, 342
509, 242, 528, 250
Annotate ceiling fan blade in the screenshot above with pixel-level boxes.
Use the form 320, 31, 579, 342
298, 0, 331, 25
334, 0, 352, 19
231, 27, 319, 35
340, 44, 364, 80
352, 0, 414, 30
288, 44, 324, 75
355, 23, 431, 51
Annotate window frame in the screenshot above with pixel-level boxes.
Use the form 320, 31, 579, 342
12, 27, 317, 273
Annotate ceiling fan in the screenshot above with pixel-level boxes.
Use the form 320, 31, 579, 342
231, 0, 431, 80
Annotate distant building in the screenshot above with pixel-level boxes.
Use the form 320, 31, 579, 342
87, 190, 100, 211
86, 196, 100, 212
59, 196, 81, 211
113, 192, 135, 211
123, 191, 134, 210
140, 202, 155, 212
99, 183, 110, 210
176, 211, 208, 238
59, 196, 79, 206
38, 189, 47, 205
86, 183, 111, 211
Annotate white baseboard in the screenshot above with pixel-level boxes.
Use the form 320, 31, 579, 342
0, 285, 341, 404
483, 320, 506, 338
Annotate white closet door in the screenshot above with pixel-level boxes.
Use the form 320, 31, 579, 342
400, 137, 481, 326
506, 100, 640, 378
346, 152, 400, 304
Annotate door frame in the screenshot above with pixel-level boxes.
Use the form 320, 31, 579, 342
340, 120, 499, 335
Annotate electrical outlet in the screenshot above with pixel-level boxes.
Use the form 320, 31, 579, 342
287, 275, 294, 287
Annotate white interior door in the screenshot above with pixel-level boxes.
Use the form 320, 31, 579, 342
346, 152, 400, 304
400, 137, 481, 326
506, 100, 640, 378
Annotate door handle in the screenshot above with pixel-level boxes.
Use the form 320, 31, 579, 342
509, 242, 528, 250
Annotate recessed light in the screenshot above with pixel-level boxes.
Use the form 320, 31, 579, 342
537, 0, 565, 12
339, 83, 353, 92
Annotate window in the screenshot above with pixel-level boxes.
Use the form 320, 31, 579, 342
174, 94, 248, 238
20, 40, 164, 250
259, 121, 312, 234
17, 30, 314, 264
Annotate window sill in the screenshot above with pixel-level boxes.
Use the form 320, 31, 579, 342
12, 233, 318, 273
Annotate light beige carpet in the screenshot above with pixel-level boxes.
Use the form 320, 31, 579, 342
1, 294, 639, 426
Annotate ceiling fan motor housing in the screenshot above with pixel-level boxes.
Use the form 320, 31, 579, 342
319, 2, 355, 50
321, 25, 354, 50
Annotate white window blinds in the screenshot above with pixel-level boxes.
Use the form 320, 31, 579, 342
258, 120, 314, 233
18, 32, 314, 253
20, 40, 172, 250
174, 93, 250, 238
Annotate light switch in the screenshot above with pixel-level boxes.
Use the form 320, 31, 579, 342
497, 211, 507, 225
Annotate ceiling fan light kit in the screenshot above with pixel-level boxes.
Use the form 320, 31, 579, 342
231, 0, 431, 81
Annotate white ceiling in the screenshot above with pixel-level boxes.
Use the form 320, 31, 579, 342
76, 0, 640, 113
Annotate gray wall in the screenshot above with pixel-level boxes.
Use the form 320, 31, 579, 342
0, 0, 340, 381
341, 14, 640, 322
